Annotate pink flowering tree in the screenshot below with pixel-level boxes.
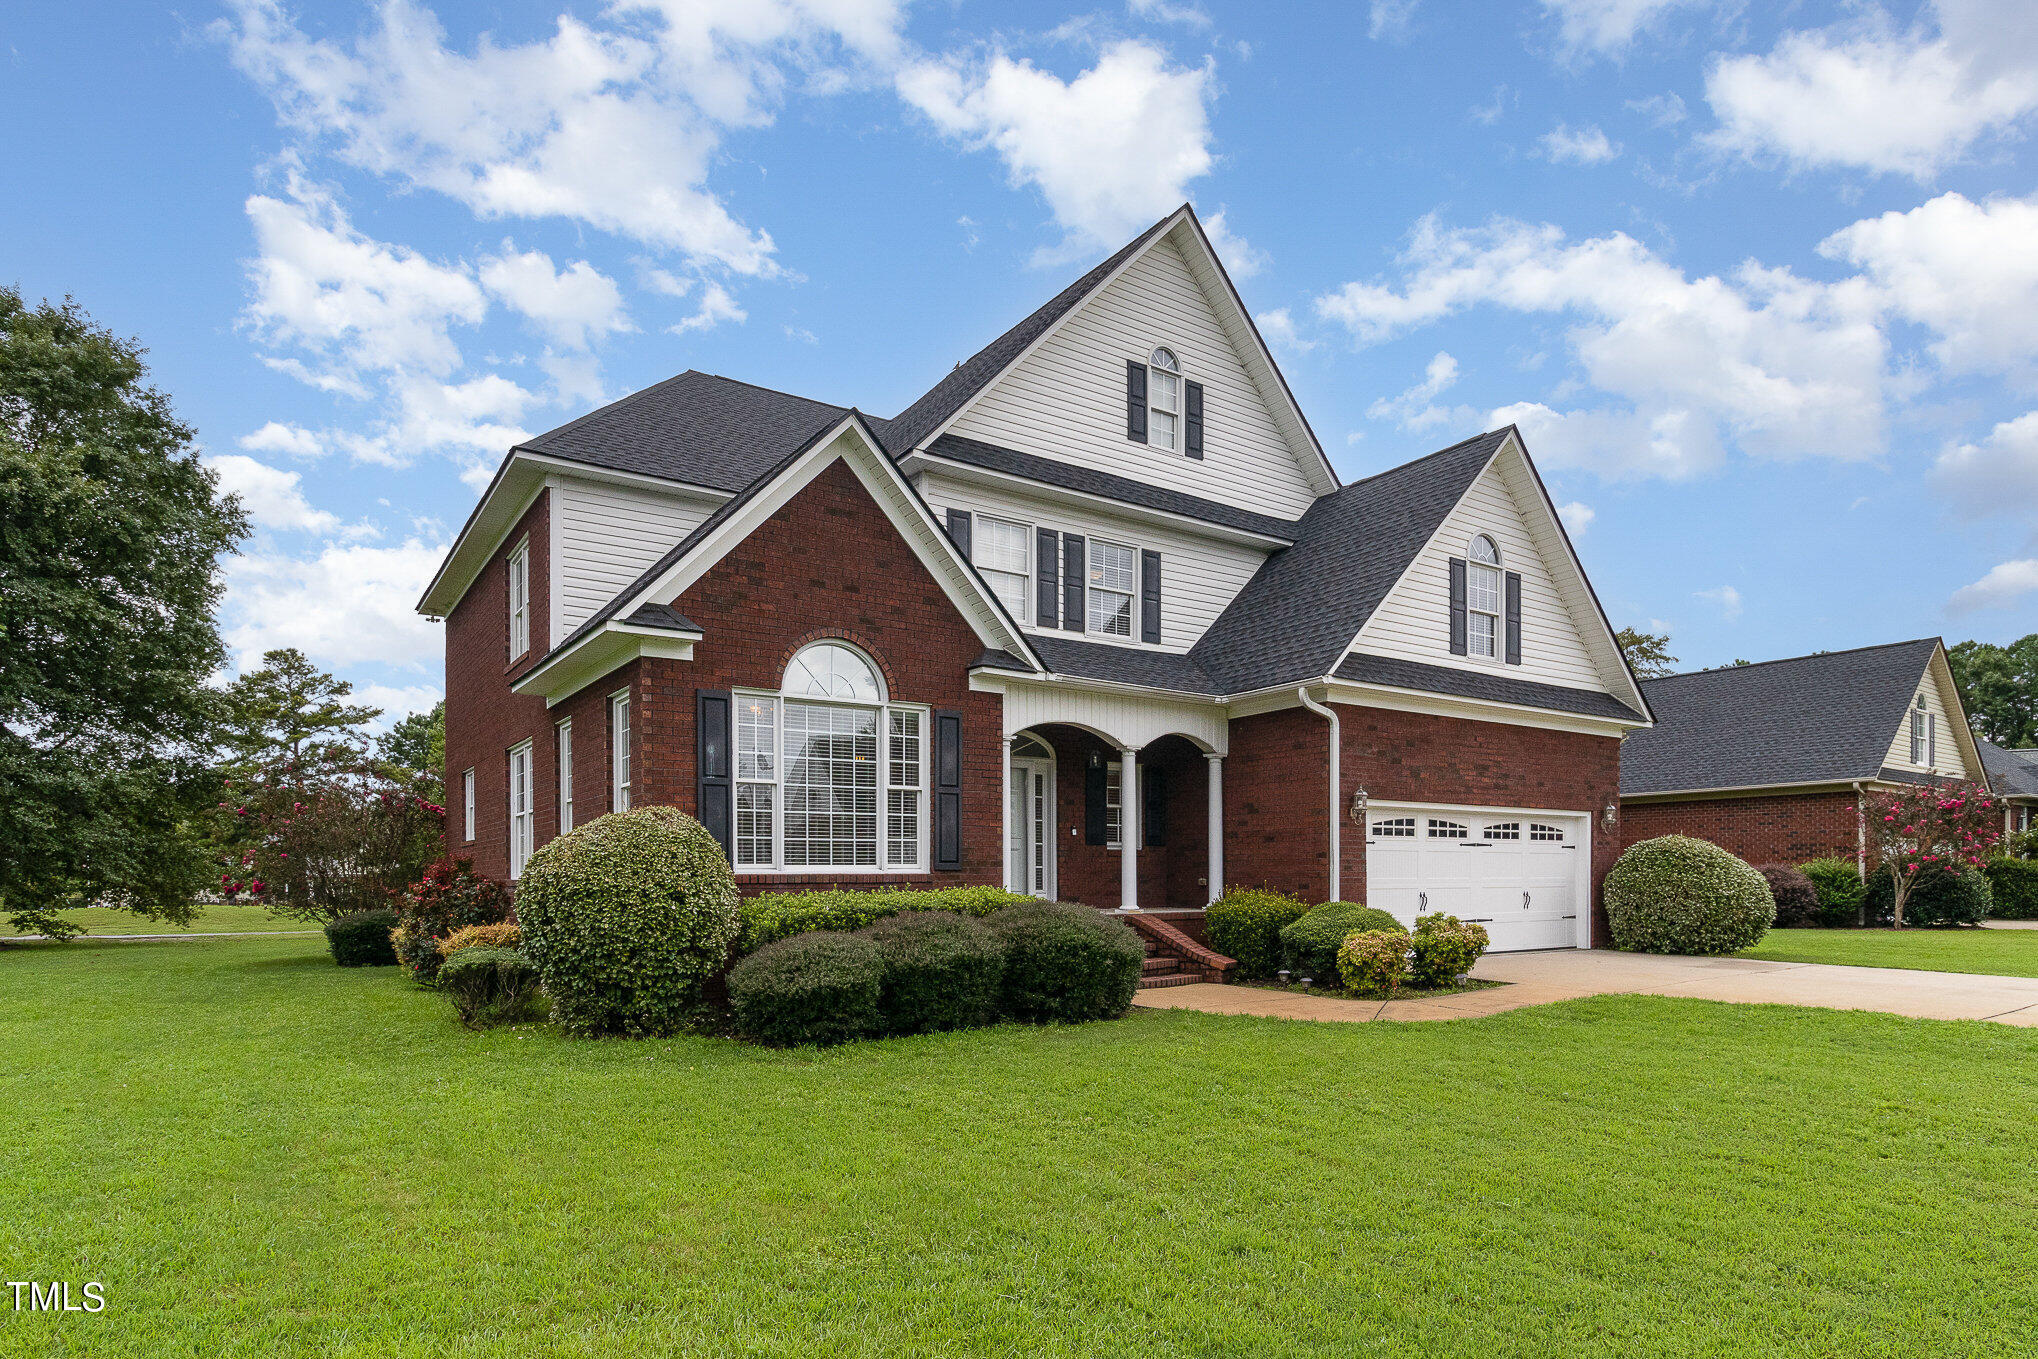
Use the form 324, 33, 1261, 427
1866, 782, 2002, 927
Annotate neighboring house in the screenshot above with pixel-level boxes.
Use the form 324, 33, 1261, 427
1619, 639, 1989, 870
1979, 742, 2038, 835
419, 205, 1652, 953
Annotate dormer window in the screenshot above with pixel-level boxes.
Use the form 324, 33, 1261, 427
1466, 535, 1502, 659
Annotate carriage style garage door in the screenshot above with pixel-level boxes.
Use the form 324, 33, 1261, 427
1365, 807, 1589, 952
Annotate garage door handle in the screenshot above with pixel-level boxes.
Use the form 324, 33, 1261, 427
1522, 891, 1531, 908
1419, 892, 1427, 909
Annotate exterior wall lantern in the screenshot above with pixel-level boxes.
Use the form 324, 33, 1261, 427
1602, 800, 1619, 831
1348, 786, 1368, 824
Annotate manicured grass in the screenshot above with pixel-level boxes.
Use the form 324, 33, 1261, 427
1741, 926, 2038, 978
0, 902, 314, 939
5, 937, 2037, 1357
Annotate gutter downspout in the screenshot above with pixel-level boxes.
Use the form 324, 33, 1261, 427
1297, 686, 1341, 902
1852, 780, 1868, 928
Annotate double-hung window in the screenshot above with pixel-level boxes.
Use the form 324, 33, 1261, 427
973, 515, 1031, 623
610, 691, 631, 812
1087, 540, 1138, 637
1147, 348, 1181, 451
1466, 534, 1502, 659
732, 642, 927, 870
556, 719, 574, 835
1911, 695, 1934, 767
507, 537, 530, 659
507, 741, 534, 878
462, 768, 476, 842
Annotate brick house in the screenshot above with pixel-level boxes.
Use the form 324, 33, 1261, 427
1619, 639, 1990, 870
419, 205, 1653, 954
1978, 742, 2038, 837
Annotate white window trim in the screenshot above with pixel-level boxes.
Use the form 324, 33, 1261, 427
556, 718, 574, 836
507, 536, 530, 660
1105, 761, 1123, 850
1465, 535, 1502, 664
610, 690, 631, 813
507, 741, 534, 879
462, 768, 476, 843
730, 686, 931, 874
1147, 346, 1182, 453
1086, 536, 1139, 639
972, 512, 1033, 626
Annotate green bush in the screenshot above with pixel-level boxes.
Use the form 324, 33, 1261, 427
2003, 827, 2038, 862
1604, 836, 1774, 955
1336, 930, 1408, 999
1800, 857, 1866, 928
1757, 865, 1822, 928
1864, 865, 1993, 928
1987, 857, 2038, 920
860, 911, 1004, 1035
324, 909, 399, 966
1205, 887, 1311, 980
1407, 914, 1489, 989
736, 885, 1035, 955
438, 947, 545, 1028
986, 901, 1145, 1023
1278, 902, 1402, 983
727, 932, 884, 1047
513, 806, 740, 1038
441, 922, 522, 956
390, 857, 513, 984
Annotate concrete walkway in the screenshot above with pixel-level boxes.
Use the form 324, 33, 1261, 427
1133, 948, 2038, 1026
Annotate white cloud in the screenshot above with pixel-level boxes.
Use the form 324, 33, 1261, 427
1128, 0, 1212, 27
1625, 92, 1687, 126
1200, 207, 1265, 277
1557, 500, 1596, 534
1932, 411, 2038, 514
206, 454, 341, 533
670, 281, 747, 334
1703, 1, 2038, 178
1368, 351, 1462, 430
897, 40, 1218, 260
1255, 307, 1312, 353
1538, 123, 1620, 165
352, 683, 446, 732
237, 420, 327, 458
1950, 559, 2038, 612
1469, 84, 1512, 125
1369, 1, 1419, 42
223, 536, 448, 671
1694, 583, 1743, 619
1541, 0, 1711, 55
479, 245, 631, 349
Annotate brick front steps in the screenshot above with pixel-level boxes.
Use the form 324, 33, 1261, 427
1118, 911, 1236, 989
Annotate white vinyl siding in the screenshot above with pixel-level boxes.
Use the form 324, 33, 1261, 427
917, 472, 1269, 652
1884, 665, 1973, 778
1353, 460, 1606, 692
556, 719, 573, 836
946, 237, 1321, 519
551, 478, 718, 642
507, 741, 534, 879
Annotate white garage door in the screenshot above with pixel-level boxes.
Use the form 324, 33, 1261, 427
1365, 809, 1584, 952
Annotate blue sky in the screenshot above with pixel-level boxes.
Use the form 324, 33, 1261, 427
6, 0, 2037, 724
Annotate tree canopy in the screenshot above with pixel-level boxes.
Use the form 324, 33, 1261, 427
0, 287, 248, 937
379, 699, 444, 800
1949, 635, 2038, 749
218, 647, 381, 774
1615, 627, 1679, 679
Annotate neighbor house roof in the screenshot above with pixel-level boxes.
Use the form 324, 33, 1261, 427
1620, 639, 1942, 796
1981, 741, 2038, 800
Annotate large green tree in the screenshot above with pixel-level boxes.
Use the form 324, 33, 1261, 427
218, 647, 381, 774
1949, 635, 2038, 748
1615, 626, 1679, 679
0, 288, 248, 938
378, 699, 444, 802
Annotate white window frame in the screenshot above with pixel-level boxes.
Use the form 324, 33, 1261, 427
1105, 762, 1123, 849
507, 536, 530, 660
610, 690, 631, 813
462, 768, 476, 842
972, 513, 1032, 625
1466, 534, 1502, 661
507, 741, 534, 879
1147, 346, 1182, 452
556, 718, 574, 836
1910, 695, 1935, 768
730, 642, 930, 873
1087, 537, 1139, 638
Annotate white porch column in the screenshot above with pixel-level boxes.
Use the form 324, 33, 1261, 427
1000, 735, 1015, 892
1119, 746, 1140, 911
1205, 752, 1224, 905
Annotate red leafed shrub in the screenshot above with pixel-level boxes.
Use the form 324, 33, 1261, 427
391, 857, 514, 983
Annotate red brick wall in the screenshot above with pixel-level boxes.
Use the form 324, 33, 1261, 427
1043, 729, 1207, 909
442, 490, 553, 880
1620, 790, 1862, 867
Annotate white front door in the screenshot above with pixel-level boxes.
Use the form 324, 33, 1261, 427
1366, 808, 1586, 952
1008, 757, 1055, 899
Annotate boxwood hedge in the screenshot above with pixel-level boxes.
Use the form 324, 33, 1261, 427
1864, 864, 1992, 928
727, 931, 885, 1047
1987, 857, 2038, 921
1278, 902, 1402, 983
986, 901, 1144, 1023
324, 909, 399, 967
1604, 836, 1774, 955
860, 910, 1004, 1035
1206, 887, 1311, 979
735, 885, 1035, 955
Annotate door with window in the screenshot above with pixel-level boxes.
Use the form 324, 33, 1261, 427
1365, 807, 1584, 952
1007, 753, 1055, 899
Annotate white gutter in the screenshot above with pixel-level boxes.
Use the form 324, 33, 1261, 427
1296, 686, 1341, 901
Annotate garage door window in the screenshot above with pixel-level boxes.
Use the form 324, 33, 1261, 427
1529, 823, 1565, 841
1372, 817, 1416, 837
1427, 818, 1468, 839
1483, 822, 1521, 840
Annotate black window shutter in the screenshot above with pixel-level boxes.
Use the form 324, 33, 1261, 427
1183, 380, 1204, 459
945, 507, 972, 560
1036, 527, 1060, 628
1143, 765, 1166, 847
1125, 360, 1148, 443
1063, 535, 1086, 633
1140, 549, 1162, 644
1084, 760, 1108, 845
1448, 558, 1468, 656
696, 690, 733, 859
1928, 715, 1937, 768
1504, 571, 1523, 666
934, 709, 963, 871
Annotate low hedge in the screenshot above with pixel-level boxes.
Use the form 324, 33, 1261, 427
1408, 913, 1489, 988
1864, 865, 1992, 927
727, 932, 884, 1047
1987, 857, 2038, 921
1337, 931, 1408, 999
1757, 865, 1822, 929
987, 901, 1145, 1023
1605, 836, 1774, 955
861, 910, 1004, 1035
438, 947, 545, 1028
1799, 858, 1866, 928
442, 922, 522, 956
325, 909, 400, 966
1278, 902, 1402, 983
1206, 887, 1311, 980
736, 885, 1036, 955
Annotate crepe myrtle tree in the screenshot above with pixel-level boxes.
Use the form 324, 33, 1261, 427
1868, 782, 2002, 928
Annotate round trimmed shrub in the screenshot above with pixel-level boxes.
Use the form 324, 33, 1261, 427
1205, 887, 1311, 979
325, 908, 399, 966
1799, 857, 1866, 928
1864, 865, 1992, 928
513, 806, 740, 1037
1757, 865, 1821, 928
1279, 902, 1402, 983
1604, 836, 1774, 955
441, 922, 522, 956
438, 947, 545, 1028
727, 931, 883, 1046
986, 901, 1145, 1023
1408, 913, 1489, 988
859, 910, 1004, 1035
1336, 930, 1408, 998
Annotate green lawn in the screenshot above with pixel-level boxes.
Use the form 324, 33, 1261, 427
4, 937, 2037, 1357
1741, 926, 2038, 977
0, 902, 314, 939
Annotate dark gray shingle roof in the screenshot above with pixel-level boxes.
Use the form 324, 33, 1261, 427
1024, 635, 1221, 694
1621, 639, 1941, 796
1981, 742, 2038, 798
621, 603, 700, 633
1335, 653, 1644, 721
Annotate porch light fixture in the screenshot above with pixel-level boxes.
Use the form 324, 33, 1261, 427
1602, 800, 1619, 831
1348, 786, 1368, 823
